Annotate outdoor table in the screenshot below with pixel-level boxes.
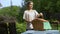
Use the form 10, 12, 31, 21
21, 30, 60, 34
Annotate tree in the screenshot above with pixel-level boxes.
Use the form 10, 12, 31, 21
0, 6, 20, 22
0, 3, 2, 7
24, 0, 60, 20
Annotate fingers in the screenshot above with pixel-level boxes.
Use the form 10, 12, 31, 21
40, 13, 43, 16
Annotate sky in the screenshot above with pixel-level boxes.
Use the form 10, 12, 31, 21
0, 0, 24, 8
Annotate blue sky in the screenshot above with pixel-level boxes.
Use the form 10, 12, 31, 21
0, 0, 24, 7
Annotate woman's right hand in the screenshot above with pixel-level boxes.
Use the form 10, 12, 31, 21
26, 20, 32, 23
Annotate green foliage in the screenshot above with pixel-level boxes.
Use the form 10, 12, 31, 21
0, 0, 60, 34
24, 0, 60, 20
0, 6, 23, 22
16, 22, 26, 34
0, 6, 19, 16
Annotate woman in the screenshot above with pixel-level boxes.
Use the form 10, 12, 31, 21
23, 1, 52, 31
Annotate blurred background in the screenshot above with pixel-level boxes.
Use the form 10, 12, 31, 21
0, 0, 60, 34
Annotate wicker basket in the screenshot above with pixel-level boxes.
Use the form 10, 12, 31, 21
32, 19, 44, 31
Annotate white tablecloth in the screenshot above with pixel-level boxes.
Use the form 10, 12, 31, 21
21, 30, 60, 34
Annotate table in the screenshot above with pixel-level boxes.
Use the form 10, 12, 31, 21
21, 30, 60, 34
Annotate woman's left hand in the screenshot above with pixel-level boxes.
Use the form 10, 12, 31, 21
40, 13, 43, 16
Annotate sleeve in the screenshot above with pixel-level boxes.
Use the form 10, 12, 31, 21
35, 10, 39, 16
23, 11, 26, 19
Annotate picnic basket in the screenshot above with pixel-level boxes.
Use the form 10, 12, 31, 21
32, 18, 44, 31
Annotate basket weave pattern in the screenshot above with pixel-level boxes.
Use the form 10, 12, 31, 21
32, 19, 44, 31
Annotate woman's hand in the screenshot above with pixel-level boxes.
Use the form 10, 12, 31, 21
24, 19, 32, 23
40, 13, 43, 16
27, 21, 32, 23
39, 13, 44, 18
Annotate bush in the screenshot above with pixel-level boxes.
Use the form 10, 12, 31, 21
16, 22, 26, 34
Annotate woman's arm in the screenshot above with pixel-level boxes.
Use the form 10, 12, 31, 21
24, 19, 31, 23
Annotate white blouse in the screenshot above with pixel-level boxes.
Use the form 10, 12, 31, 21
23, 10, 38, 29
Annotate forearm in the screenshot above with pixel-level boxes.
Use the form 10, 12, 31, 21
37, 14, 44, 18
24, 19, 28, 22
24, 19, 31, 23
